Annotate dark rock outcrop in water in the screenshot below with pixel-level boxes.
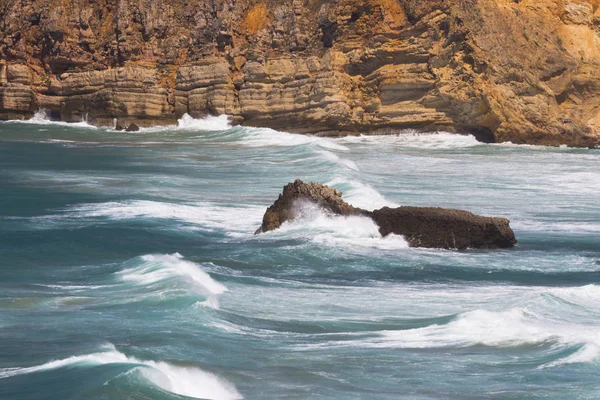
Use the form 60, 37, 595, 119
256, 179, 362, 233
256, 179, 516, 250
125, 123, 140, 132
1, 1, 600, 147
366, 206, 516, 250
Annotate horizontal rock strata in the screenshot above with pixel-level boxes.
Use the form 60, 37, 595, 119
1, 0, 600, 147
256, 179, 517, 250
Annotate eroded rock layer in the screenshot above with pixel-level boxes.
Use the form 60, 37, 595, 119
1, 0, 600, 146
256, 179, 517, 250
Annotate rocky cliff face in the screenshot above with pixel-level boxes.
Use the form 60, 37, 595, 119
1, 0, 600, 147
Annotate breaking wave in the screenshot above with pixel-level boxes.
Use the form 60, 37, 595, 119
10, 110, 97, 129
259, 199, 409, 250
176, 113, 232, 131
117, 253, 228, 308
337, 131, 481, 149
0, 344, 242, 400
308, 284, 600, 368
325, 177, 398, 210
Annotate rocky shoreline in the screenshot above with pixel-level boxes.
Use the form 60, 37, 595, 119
2, 1, 600, 147
256, 179, 517, 250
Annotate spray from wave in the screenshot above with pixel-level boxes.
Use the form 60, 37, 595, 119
11, 109, 97, 129
260, 199, 408, 250
0, 344, 242, 400
177, 113, 232, 131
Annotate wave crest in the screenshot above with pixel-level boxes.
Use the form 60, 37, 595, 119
118, 253, 227, 308
338, 131, 480, 149
0, 344, 242, 400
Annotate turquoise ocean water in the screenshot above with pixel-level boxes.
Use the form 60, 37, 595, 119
1, 112, 599, 399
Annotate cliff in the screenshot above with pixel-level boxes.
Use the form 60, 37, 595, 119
1, 0, 600, 147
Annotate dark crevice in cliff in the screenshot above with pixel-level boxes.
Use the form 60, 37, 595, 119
470, 127, 496, 144
319, 21, 338, 48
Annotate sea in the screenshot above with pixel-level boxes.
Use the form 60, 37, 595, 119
1, 112, 599, 399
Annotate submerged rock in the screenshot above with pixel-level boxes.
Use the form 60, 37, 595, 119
256, 180, 516, 250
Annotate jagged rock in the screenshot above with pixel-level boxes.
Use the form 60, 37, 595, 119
1, 1, 599, 147
125, 123, 139, 132
256, 180, 517, 250
255, 179, 362, 234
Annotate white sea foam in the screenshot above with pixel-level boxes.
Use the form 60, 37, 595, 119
546, 285, 600, 312
177, 113, 232, 131
118, 253, 227, 308
337, 131, 480, 149
495, 141, 581, 150
262, 200, 409, 250
10, 110, 97, 129
39, 284, 106, 291
66, 200, 263, 236
512, 219, 600, 234
543, 343, 600, 368
0, 344, 242, 400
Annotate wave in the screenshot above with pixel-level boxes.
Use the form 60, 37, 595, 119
325, 177, 398, 210
176, 113, 232, 131
259, 199, 408, 250
63, 200, 263, 236
359, 301, 600, 367
233, 126, 348, 151
316, 150, 358, 171
285, 284, 600, 369
139, 114, 349, 151
0, 344, 242, 400
512, 220, 600, 234
337, 131, 481, 149
170, 114, 349, 150
9, 110, 98, 129
117, 253, 227, 308
495, 141, 600, 151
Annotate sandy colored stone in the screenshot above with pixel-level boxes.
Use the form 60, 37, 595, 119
0, 0, 599, 147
